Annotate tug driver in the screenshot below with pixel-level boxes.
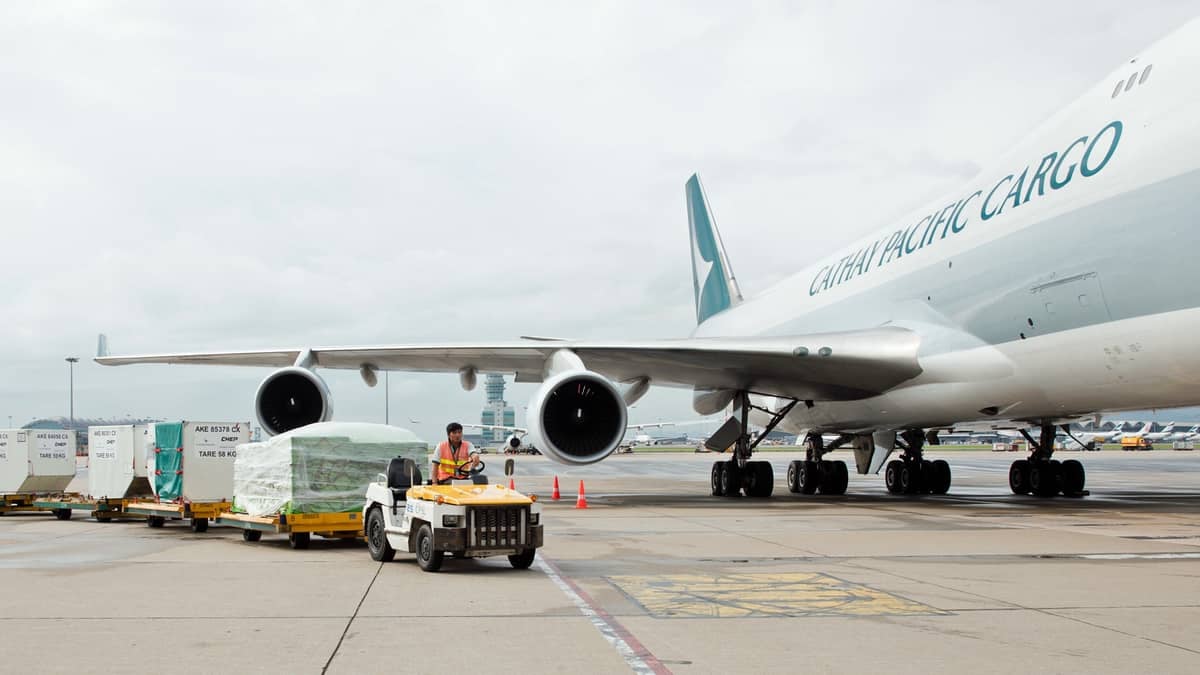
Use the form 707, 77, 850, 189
434, 422, 480, 484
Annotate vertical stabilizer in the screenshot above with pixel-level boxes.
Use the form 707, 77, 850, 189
686, 174, 743, 324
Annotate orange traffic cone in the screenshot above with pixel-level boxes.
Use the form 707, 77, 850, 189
508, 477, 516, 490
575, 480, 588, 509
551, 476, 561, 500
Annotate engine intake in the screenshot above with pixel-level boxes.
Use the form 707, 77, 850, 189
255, 367, 333, 436
526, 370, 627, 465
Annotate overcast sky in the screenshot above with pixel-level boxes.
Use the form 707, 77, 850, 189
2, 2, 1197, 440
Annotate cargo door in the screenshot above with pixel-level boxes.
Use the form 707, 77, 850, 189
1028, 271, 1113, 336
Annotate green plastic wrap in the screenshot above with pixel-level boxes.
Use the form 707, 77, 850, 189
232, 422, 428, 516
151, 423, 184, 500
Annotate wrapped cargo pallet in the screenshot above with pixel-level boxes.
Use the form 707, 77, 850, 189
87, 425, 153, 499
147, 421, 250, 502
0, 429, 77, 493
233, 422, 428, 517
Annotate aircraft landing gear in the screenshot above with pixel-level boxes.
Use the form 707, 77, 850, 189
709, 393, 797, 499
884, 428, 951, 495
786, 432, 850, 495
1010, 424, 1087, 497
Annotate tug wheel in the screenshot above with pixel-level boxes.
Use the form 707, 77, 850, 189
508, 548, 536, 569
415, 524, 444, 572
366, 507, 395, 562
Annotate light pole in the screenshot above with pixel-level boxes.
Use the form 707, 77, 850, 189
65, 357, 79, 430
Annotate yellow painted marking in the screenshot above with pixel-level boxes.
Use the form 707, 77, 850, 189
609, 573, 944, 618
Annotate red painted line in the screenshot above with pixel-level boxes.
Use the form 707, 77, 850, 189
540, 556, 672, 675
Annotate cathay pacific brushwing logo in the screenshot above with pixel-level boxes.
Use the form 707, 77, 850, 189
686, 175, 731, 323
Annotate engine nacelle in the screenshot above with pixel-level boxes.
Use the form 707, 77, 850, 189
503, 434, 522, 452
255, 367, 333, 436
526, 370, 628, 465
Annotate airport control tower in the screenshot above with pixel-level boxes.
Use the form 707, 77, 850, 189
480, 374, 515, 443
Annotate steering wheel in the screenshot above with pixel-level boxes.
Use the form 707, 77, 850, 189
453, 456, 486, 479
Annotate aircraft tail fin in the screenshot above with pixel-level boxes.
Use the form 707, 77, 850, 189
686, 174, 743, 325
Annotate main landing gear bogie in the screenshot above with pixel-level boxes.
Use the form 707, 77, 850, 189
786, 459, 848, 495
884, 458, 951, 495
1009, 457, 1086, 497
711, 460, 774, 498
1010, 423, 1088, 498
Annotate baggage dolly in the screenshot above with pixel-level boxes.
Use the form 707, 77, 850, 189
0, 493, 42, 516
31, 494, 146, 522
215, 511, 363, 550
125, 500, 231, 532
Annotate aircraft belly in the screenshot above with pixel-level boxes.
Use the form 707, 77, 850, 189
785, 306, 1200, 432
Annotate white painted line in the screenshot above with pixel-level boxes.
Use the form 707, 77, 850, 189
536, 557, 670, 675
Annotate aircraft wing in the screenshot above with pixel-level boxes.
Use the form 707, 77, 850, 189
95, 326, 922, 401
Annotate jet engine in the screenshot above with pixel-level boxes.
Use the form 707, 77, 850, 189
525, 370, 628, 465
255, 367, 333, 436
503, 434, 523, 453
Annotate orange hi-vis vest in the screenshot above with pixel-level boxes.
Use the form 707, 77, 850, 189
434, 440, 474, 482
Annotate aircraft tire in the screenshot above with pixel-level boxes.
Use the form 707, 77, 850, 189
1029, 462, 1059, 498
786, 461, 802, 493
720, 462, 741, 497
819, 461, 848, 495
885, 460, 904, 494
1060, 459, 1086, 496
798, 460, 821, 495
929, 460, 952, 495
1009, 460, 1030, 495
711, 462, 726, 497
898, 463, 917, 494
749, 461, 774, 498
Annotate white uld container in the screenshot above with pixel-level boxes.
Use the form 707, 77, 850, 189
87, 425, 153, 499
0, 429, 77, 493
146, 421, 250, 502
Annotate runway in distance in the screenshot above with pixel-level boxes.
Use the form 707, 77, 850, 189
99, 19, 1200, 501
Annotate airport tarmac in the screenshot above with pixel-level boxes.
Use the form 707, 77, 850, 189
2, 450, 1200, 674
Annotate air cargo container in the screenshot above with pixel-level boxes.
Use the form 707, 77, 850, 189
0, 429, 77, 493
144, 421, 250, 502
87, 425, 153, 499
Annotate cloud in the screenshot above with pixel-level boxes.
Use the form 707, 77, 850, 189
1, 2, 1196, 440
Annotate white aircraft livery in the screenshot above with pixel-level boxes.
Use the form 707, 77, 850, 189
99, 19, 1200, 500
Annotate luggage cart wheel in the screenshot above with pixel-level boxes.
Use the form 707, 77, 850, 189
289, 532, 310, 550
242, 529, 262, 542
147, 516, 165, 528
54, 508, 72, 521
190, 518, 209, 533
